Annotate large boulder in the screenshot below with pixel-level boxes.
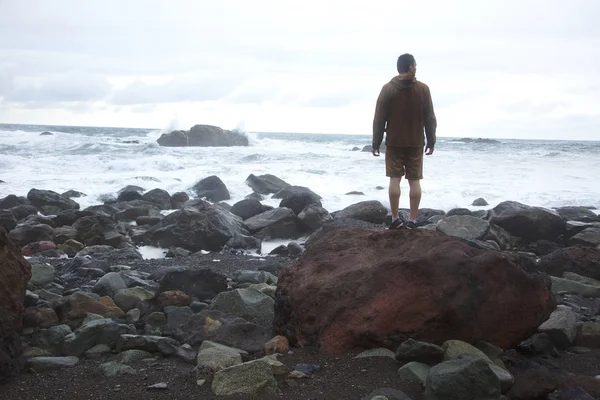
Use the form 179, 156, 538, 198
245, 174, 290, 195
489, 201, 566, 242
192, 176, 230, 202
539, 245, 600, 280
8, 223, 54, 247
279, 192, 322, 215
157, 125, 248, 147
140, 188, 172, 210
243, 208, 303, 239
569, 227, 600, 248
0, 211, 17, 232
146, 204, 243, 252
334, 200, 388, 224
0, 226, 32, 328
72, 215, 129, 248
554, 206, 599, 223
157, 268, 228, 302
230, 199, 270, 221
26, 189, 80, 212
436, 215, 518, 250
274, 227, 555, 353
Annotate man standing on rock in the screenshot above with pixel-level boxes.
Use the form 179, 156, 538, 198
372, 53, 437, 229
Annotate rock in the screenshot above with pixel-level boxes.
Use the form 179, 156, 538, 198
44, 325, 72, 348
144, 312, 166, 335
395, 338, 445, 365
233, 270, 277, 285
116, 334, 179, 355
9, 204, 38, 221
245, 174, 290, 195
118, 349, 153, 364
210, 288, 275, 327
361, 388, 414, 400
147, 382, 168, 391
490, 201, 566, 242
548, 387, 596, 400
355, 348, 396, 360
442, 340, 493, 365
73, 215, 129, 248
126, 308, 140, 323
0, 226, 32, 329
445, 208, 472, 217
274, 227, 555, 353
64, 292, 125, 321
170, 191, 189, 208
116, 185, 144, 202
61, 190, 86, 198
100, 361, 137, 377
224, 233, 261, 251
157, 125, 248, 147
157, 290, 192, 308
569, 227, 600, 247
211, 359, 277, 397
424, 358, 501, 400
8, 223, 54, 247
279, 191, 322, 215
114, 287, 155, 312
472, 198, 489, 206
243, 207, 303, 239
164, 306, 193, 334
437, 215, 517, 249
84, 344, 112, 359
554, 206, 599, 222
334, 200, 388, 224
575, 322, 600, 348
146, 205, 243, 252
230, 199, 269, 220
23, 306, 58, 329
192, 176, 230, 202
265, 336, 290, 355
298, 204, 332, 231
62, 318, 131, 356
40, 131, 53, 135
0, 194, 20, 209
140, 188, 172, 210
539, 245, 600, 280
517, 333, 558, 356
0, 211, 17, 232
29, 262, 56, 287
92, 272, 127, 298
397, 362, 430, 386
27, 356, 79, 371
550, 276, 600, 298
196, 343, 243, 375
27, 189, 80, 212
538, 305, 578, 349
158, 269, 226, 302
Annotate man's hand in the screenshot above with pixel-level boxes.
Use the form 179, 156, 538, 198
425, 145, 434, 155
372, 147, 380, 157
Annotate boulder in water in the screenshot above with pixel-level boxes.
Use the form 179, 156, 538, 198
192, 176, 230, 202
27, 189, 80, 212
157, 125, 248, 147
274, 227, 555, 353
489, 201, 566, 242
245, 174, 290, 195
243, 208, 303, 239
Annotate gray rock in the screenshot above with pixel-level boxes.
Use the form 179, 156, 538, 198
397, 362, 430, 386
575, 322, 600, 348
147, 382, 168, 390
488, 363, 515, 393
116, 334, 178, 355
92, 272, 127, 297
334, 200, 388, 224
490, 201, 565, 242
437, 215, 490, 240
298, 204, 332, 231
200, 340, 249, 357
118, 349, 153, 364
27, 356, 79, 371
354, 348, 396, 360
100, 361, 137, 377
424, 358, 501, 400
44, 324, 73, 347
196, 343, 243, 374
563, 272, 600, 287
211, 359, 277, 397
550, 276, 600, 298
62, 318, 131, 356
396, 338, 445, 365
37, 289, 64, 302
114, 287, 155, 312
442, 340, 493, 363
361, 388, 414, 400
243, 207, 302, 239
126, 308, 141, 323
233, 270, 277, 285
538, 305, 578, 349
210, 288, 275, 327
569, 227, 600, 247
472, 198, 489, 206
119, 270, 159, 291
30, 263, 56, 287
84, 344, 112, 359
192, 175, 230, 202
245, 173, 289, 195
164, 306, 193, 334
145, 312, 166, 335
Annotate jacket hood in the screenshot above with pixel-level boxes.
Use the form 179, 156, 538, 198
390, 72, 416, 89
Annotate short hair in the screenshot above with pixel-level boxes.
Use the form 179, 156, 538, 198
397, 54, 416, 73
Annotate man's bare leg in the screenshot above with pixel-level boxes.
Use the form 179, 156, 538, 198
408, 179, 422, 221
389, 177, 402, 219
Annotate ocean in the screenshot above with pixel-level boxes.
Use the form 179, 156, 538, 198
1, 123, 600, 217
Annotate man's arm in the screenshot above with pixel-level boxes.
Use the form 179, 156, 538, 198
423, 85, 437, 150
372, 85, 389, 150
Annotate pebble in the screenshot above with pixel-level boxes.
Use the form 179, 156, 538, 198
147, 382, 168, 390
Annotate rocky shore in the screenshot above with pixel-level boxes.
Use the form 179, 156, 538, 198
1, 172, 600, 399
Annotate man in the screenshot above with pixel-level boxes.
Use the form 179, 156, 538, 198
372, 53, 437, 229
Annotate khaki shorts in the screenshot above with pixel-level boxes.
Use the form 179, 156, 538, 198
385, 146, 423, 180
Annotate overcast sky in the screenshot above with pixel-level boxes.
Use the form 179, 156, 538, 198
1, 0, 599, 140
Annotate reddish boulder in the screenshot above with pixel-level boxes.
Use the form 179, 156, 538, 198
21, 241, 57, 256
539, 245, 600, 280
274, 227, 555, 354
0, 226, 32, 328
157, 290, 192, 308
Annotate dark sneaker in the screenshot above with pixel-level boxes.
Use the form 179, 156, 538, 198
389, 218, 403, 229
405, 220, 418, 229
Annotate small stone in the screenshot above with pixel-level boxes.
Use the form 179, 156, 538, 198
118, 350, 153, 364
262, 354, 290, 376
27, 356, 79, 371
85, 344, 112, 359
265, 335, 289, 355
100, 361, 137, 377
147, 382, 168, 390
396, 338, 445, 365
295, 363, 320, 375
355, 348, 396, 360
397, 362, 430, 386
288, 370, 310, 379
538, 305, 578, 349
126, 308, 141, 323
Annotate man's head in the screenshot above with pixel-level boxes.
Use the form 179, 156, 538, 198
397, 53, 416, 74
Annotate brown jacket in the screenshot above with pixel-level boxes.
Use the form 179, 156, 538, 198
372, 73, 437, 149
